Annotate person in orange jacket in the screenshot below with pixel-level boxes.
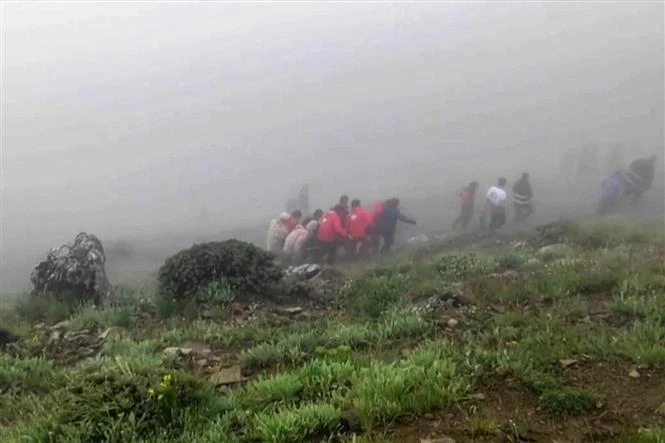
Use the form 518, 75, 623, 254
347, 199, 372, 259
316, 204, 349, 264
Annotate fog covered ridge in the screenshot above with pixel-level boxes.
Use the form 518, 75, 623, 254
1, 2, 664, 292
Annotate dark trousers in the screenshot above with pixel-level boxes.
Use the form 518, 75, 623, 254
315, 240, 339, 264
513, 203, 533, 223
488, 211, 506, 233
452, 205, 474, 230
371, 231, 395, 255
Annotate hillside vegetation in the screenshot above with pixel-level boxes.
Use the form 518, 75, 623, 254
1, 221, 664, 443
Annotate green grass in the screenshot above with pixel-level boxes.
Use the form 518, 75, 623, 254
1, 221, 664, 442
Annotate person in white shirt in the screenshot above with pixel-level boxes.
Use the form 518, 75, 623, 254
486, 177, 508, 234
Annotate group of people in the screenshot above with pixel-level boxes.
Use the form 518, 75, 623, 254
451, 172, 534, 234
266, 152, 657, 266
598, 154, 658, 215
267, 195, 416, 265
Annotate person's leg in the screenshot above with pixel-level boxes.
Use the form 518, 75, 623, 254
371, 233, 381, 257
461, 207, 473, 229
513, 204, 522, 224
522, 204, 533, 222
326, 241, 337, 265
497, 212, 506, 229
381, 233, 395, 254
451, 211, 463, 230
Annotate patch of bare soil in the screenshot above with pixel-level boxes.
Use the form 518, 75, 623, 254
391, 364, 665, 443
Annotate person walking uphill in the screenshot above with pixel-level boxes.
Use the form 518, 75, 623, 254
486, 178, 508, 234
512, 172, 534, 223
451, 181, 479, 230
372, 198, 416, 255
316, 205, 349, 264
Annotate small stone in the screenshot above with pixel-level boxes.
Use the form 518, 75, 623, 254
48, 330, 61, 342
163, 347, 193, 357
469, 392, 486, 400
628, 369, 640, 378
423, 412, 435, 420
559, 359, 578, 368
536, 243, 572, 260
501, 270, 520, 280
98, 327, 126, 341
596, 401, 604, 409
655, 402, 665, 416
195, 359, 208, 368
210, 365, 246, 385
420, 437, 456, 443
512, 241, 530, 251
447, 318, 459, 328
51, 320, 70, 330
179, 341, 211, 356
34, 323, 45, 330
280, 307, 303, 315
78, 347, 96, 357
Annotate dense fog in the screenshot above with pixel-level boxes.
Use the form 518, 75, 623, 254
1, 2, 663, 292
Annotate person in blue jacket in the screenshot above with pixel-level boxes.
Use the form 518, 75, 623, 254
597, 170, 623, 215
371, 198, 416, 255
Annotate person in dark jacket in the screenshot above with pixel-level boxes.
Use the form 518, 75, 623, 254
512, 172, 534, 223
372, 198, 416, 255
597, 170, 624, 215
451, 181, 479, 230
623, 155, 657, 204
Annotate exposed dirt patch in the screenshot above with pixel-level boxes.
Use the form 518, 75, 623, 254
389, 366, 665, 443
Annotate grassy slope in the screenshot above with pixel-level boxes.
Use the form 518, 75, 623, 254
1, 221, 664, 442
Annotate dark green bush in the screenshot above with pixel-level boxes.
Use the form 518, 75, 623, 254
157, 240, 282, 303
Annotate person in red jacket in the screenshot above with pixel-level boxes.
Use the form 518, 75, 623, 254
370, 200, 386, 224
316, 204, 349, 264
347, 199, 372, 259
451, 181, 479, 230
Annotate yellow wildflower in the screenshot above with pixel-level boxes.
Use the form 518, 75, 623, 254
147, 388, 155, 396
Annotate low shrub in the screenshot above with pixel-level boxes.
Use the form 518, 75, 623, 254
157, 240, 282, 304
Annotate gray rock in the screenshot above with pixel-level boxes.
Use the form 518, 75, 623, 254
536, 243, 572, 260
163, 347, 193, 358
98, 327, 126, 341
51, 320, 71, 330
30, 232, 111, 305
284, 264, 322, 281
279, 307, 303, 316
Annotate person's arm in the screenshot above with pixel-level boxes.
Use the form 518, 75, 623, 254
397, 212, 416, 225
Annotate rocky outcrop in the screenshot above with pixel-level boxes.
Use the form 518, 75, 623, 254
30, 232, 111, 305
